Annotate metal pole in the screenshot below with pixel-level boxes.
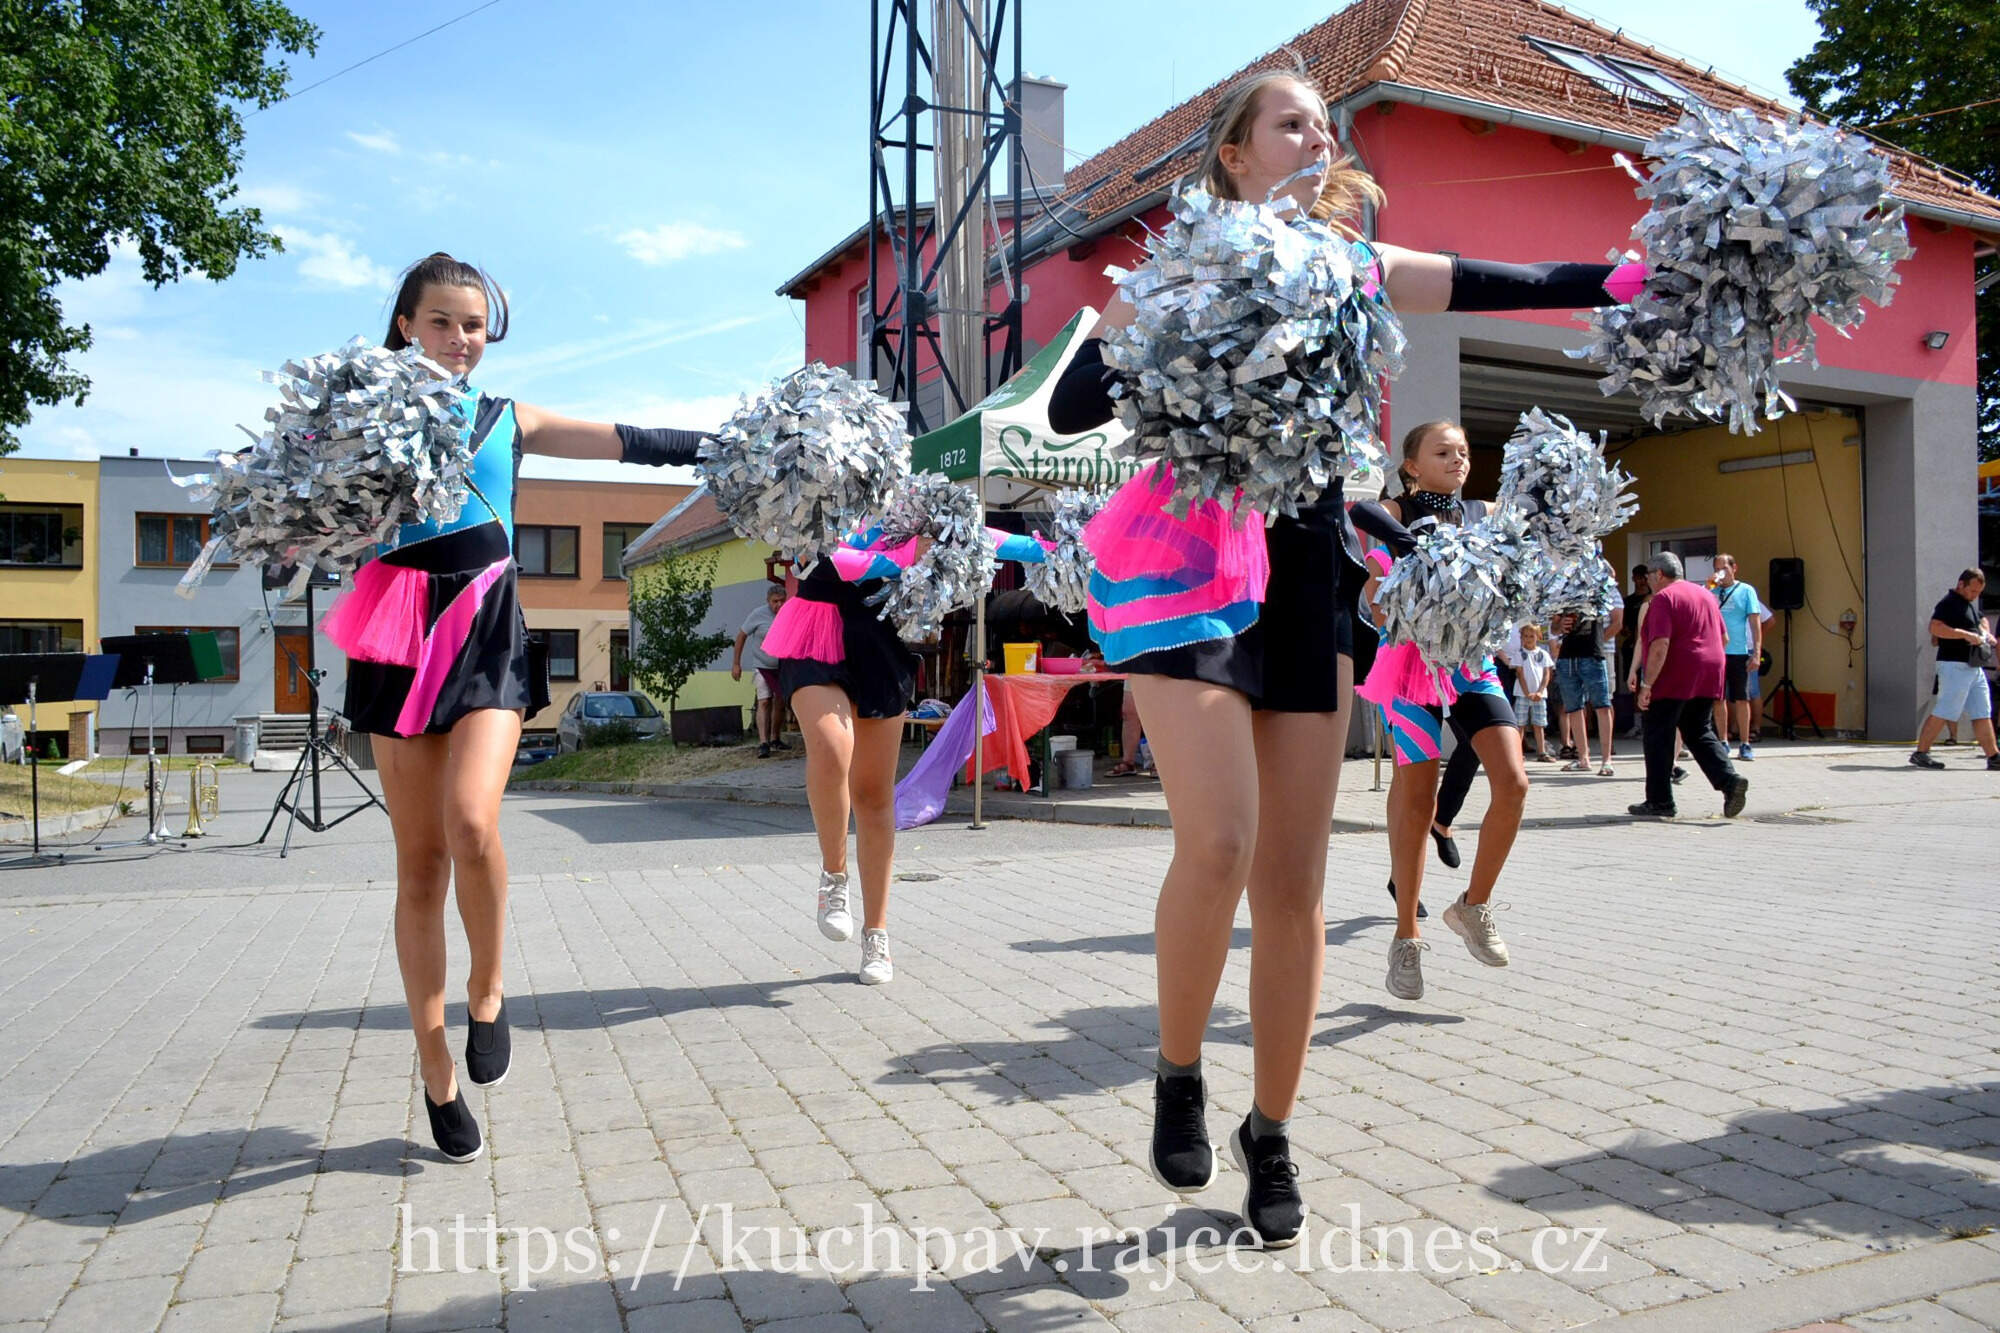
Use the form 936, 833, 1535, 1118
971, 490, 987, 828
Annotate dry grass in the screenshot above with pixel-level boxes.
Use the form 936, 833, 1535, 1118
511, 739, 771, 786
0, 765, 124, 819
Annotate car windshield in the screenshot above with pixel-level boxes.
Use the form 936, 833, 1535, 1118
583, 694, 658, 719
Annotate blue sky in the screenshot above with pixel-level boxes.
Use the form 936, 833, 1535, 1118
18, 0, 1823, 483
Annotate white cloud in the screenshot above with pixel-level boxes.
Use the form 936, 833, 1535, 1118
501, 313, 770, 386
614, 222, 748, 267
13, 332, 277, 463
276, 227, 394, 291
234, 181, 318, 214
346, 129, 402, 155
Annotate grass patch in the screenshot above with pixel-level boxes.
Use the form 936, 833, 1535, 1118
1, 765, 124, 818
512, 740, 770, 786
80, 756, 240, 774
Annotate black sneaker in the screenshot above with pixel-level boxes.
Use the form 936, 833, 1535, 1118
1988, 754, 2000, 772
1909, 750, 1945, 770
758, 741, 772, 758
1429, 825, 1461, 870
772, 737, 791, 751
1560, 745, 1577, 761
1627, 801, 1676, 819
1723, 776, 1749, 819
1387, 879, 1428, 920
466, 998, 510, 1088
1671, 765, 1688, 784
424, 1086, 484, 1163
1229, 1118, 1307, 1249
1150, 1075, 1216, 1192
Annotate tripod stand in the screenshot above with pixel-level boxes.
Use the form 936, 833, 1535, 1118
256, 583, 385, 857
1768, 608, 1823, 741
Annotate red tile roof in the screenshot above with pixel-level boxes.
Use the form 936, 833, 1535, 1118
1052, 0, 2000, 234
623, 489, 731, 569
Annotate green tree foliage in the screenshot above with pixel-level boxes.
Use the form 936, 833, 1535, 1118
1788, 0, 2000, 458
0, 1, 318, 453
627, 552, 732, 722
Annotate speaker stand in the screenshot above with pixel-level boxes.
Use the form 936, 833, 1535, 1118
1768, 608, 1823, 741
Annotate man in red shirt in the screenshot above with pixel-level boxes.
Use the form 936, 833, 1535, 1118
1631, 553, 1749, 818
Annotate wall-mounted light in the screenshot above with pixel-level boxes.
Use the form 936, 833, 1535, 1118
1923, 330, 1951, 350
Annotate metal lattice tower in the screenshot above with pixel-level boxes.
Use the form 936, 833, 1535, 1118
867, 0, 1025, 434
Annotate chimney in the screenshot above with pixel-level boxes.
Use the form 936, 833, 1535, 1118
1017, 74, 1066, 199
129, 448, 138, 457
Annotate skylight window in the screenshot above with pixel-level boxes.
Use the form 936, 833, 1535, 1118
1524, 38, 1696, 110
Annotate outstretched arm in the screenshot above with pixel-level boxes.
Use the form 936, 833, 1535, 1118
1374, 245, 1635, 316
515, 403, 707, 466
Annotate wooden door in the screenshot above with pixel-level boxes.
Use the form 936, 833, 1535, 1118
273, 632, 311, 713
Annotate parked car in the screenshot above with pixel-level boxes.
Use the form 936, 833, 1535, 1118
555, 691, 666, 753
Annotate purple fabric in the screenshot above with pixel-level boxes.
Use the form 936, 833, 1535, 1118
894, 681, 995, 830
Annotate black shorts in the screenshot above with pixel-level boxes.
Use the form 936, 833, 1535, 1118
775, 596, 917, 721
1724, 654, 1750, 703
1119, 484, 1364, 714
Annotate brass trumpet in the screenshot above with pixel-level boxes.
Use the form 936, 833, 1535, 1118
184, 761, 221, 837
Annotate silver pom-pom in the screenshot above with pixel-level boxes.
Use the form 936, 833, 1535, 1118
1102, 184, 1404, 518
1372, 509, 1535, 671
1496, 408, 1638, 561
1525, 552, 1622, 624
172, 338, 472, 596
699, 363, 911, 563
1021, 486, 1110, 615
1575, 105, 1912, 434
871, 474, 996, 643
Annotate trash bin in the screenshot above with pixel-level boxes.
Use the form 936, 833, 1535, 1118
234, 718, 259, 763
1047, 734, 1077, 789
1057, 748, 1095, 790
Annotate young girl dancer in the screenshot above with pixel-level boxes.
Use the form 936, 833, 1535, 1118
328, 253, 705, 1162
1049, 66, 1639, 1248
762, 537, 921, 985
1355, 422, 1531, 1003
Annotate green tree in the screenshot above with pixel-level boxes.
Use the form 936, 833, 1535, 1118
1787, 0, 2000, 458
627, 551, 732, 728
0, 1, 318, 454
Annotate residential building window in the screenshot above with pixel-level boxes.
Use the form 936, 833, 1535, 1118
0, 504, 85, 568
133, 626, 242, 682
530, 628, 580, 680
135, 512, 223, 568
185, 734, 226, 755
515, 524, 579, 577
0, 620, 84, 654
601, 524, 652, 580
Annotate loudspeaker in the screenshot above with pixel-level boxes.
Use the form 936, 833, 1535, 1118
1768, 557, 1805, 611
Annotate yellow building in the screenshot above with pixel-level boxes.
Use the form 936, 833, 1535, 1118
0, 458, 101, 752
621, 491, 781, 724
1613, 408, 1867, 735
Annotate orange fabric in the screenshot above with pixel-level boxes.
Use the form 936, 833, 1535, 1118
965, 673, 1127, 788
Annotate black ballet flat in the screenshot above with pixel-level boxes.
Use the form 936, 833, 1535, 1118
1387, 879, 1428, 920
466, 998, 510, 1088
424, 1086, 484, 1163
1429, 825, 1462, 870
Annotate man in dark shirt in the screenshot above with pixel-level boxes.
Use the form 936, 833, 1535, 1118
1619, 563, 1650, 736
1910, 567, 1998, 770
1629, 553, 1749, 818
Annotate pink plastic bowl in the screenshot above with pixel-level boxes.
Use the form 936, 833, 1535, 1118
1039, 656, 1083, 675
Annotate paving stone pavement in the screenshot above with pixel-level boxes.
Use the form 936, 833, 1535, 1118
1, 748, 1997, 1331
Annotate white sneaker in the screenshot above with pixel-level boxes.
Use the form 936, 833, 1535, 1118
859, 929, 893, 985
1442, 894, 1510, 967
817, 870, 853, 942
1385, 937, 1429, 1001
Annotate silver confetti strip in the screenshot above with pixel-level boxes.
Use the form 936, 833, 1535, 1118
871, 473, 996, 643
1022, 486, 1110, 616
1574, 105, 1912, 434
1495, 407, 1639, 564
1523, 551, 1622, 623
173, 338, 472, 597
698, 363, 912, 564
1101, 185, 1404, 519
1372, 507, 1536, 672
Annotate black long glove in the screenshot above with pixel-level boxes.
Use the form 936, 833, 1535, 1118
1048, 338, 1117, 435
1447, 257, 1623, 312
1349, 498, 1419, 559
615, 424, 707, 467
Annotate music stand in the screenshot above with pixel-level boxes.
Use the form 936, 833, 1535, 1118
101, 633, 213, 846
256, 580, 384, 857
1, 652, 121, 865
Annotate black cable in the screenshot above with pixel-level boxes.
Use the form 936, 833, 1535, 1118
248, 0, 509, 116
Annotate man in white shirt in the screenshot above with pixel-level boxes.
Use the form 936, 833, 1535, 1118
732, 584, 789, 757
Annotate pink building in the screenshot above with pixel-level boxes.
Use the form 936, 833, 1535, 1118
778, 0, 2000, 738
